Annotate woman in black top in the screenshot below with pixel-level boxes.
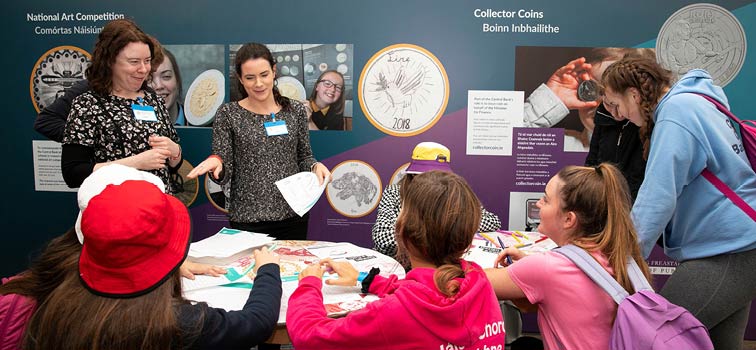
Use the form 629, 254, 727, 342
61, 19, 182, 192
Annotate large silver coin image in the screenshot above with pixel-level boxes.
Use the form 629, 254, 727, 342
656, 3, 746, 87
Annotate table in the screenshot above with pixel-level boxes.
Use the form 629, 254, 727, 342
182, 240, 405, 344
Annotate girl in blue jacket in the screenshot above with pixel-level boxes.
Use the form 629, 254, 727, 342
601, 56, 756, 349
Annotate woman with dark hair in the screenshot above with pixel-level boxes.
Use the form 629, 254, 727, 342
189, 42, 331, 240
602, 56, 756, 349
306, 70, 346, 130
150, 48, 185, 125
287, 171, 504, 349
22, 179, 282, 350
61, 18, 182, 193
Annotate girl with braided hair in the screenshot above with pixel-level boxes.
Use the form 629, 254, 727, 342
602, 56, 756, 349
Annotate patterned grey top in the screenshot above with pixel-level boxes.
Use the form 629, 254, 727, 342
371, 183, 502, 260
63, 89, 179, 193
212, 100, 317, 223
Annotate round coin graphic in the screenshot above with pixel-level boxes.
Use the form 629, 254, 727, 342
656, 3, 746, 86
326, 160, 382, 218
577, 79, 599, 102
29, 46, 91, 113
358, 44, 449, 137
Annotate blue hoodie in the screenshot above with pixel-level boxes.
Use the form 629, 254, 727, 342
632, 69, 756, 261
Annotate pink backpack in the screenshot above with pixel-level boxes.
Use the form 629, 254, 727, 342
0, 278, 37, 350
555, 245, 714, 350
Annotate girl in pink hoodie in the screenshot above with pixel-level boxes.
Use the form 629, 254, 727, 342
287, 170, 506, 350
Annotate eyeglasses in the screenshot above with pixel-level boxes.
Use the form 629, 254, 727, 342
319, 79, 344, 92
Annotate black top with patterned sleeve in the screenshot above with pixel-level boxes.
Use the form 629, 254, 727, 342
62, 89, 179, 192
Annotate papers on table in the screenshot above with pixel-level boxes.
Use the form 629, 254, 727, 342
188, 227, 274, 261
182, 228, 274, 292
183, 240, 407, 325
464, 231, 557, 268
304, 242, 403, 275
275, 171, 327, 217
182, 272, 254, 292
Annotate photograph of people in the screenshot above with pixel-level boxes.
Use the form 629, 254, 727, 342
306, 70, 347, 131
516, 47, 606, 152
584, 47, 655, 200
188, 42, 331, 241
149, 48, 185, 125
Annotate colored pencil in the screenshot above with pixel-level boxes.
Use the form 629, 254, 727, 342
497, 236, 513, 265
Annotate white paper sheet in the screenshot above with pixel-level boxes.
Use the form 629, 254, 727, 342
275, 172, 327, 217
188, 227, 274, 259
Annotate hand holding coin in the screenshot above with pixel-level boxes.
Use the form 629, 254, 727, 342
577, 79, 600, 102
545, 57, 599, 110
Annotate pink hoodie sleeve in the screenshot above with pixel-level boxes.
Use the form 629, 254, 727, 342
287, 276, 391, 350
367, 274, 400, 297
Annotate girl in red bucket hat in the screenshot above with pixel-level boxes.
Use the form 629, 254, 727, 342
23, 180, 282, 350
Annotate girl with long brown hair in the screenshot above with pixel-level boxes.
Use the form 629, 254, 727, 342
286, 171, 505, 350
22, 179, 282, 350
486, 163, 652, 349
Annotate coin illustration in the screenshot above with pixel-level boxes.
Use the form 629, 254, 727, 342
326, 160, 382, 218
358, 43, 449, 137
30, 46, 91, 113
656, 3, 746, 86
185, 69, 225, 126
577, 79, 599, 102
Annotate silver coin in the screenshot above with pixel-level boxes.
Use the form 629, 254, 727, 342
577, 79, 599, 102
656, 3, 746, 87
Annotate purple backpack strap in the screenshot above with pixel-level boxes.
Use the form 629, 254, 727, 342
555, 245, 651, 304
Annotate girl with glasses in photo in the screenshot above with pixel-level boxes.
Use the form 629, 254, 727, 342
307, 70, 346, 131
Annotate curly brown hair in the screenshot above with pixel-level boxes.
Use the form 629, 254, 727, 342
86, 18, 163, 97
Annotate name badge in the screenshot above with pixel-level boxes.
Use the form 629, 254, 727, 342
264, 120, 288, 136
132, 104, 158, 122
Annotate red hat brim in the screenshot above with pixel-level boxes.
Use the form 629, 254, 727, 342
79, 194, 191, 298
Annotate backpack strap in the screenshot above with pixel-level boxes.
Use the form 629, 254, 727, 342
692, 94, 756, 221
701, 169, 756, 221
555, 245, 652, 304
693, 93, 743, 124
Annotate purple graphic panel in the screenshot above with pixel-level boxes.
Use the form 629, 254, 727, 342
309, 108, 588, 248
